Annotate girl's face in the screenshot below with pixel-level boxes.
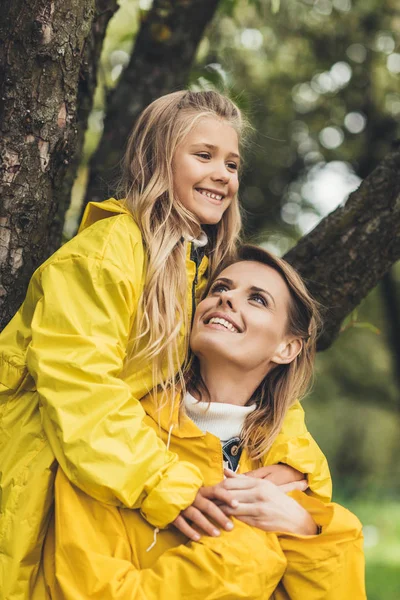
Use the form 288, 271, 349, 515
190, 261, 301, 373
172, 116, 240, 225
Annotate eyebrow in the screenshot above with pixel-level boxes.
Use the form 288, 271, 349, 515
214, 277, 276, 307
190, 143, 240, 160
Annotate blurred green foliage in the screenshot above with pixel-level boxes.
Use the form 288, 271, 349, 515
344, 498, 400, 599
66, 2, 400, 593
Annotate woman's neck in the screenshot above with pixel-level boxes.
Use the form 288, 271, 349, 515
194, 360, 264, 407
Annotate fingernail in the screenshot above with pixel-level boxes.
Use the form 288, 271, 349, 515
225, 522, 234, 530
231, 500, 239, 508
193, 534, 200, 541
213, 529, 220, 536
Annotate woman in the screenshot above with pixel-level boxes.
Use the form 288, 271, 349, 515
36, 246, 365, 599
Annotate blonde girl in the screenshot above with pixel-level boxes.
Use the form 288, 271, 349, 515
0, 91, 325, 600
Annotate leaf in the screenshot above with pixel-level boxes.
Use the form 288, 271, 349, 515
351, 322, 381, 335
340, 317, 381, 336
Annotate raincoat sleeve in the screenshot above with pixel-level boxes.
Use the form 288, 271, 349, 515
265, 401, 332, 502
43, 469, 287, 600
273, 491, 366, 599
26, 241, 203, 528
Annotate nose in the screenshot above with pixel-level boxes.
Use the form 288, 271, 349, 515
211, 162, 230, 184
218, 290, 236, 310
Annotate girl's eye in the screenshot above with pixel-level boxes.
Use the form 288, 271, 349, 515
250, 294, 268, 307
227, 162, 238, 171
196, 152, 211, 160
210, 282, 229, 294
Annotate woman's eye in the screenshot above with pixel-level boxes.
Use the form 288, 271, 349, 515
251, 294, 267, 307
210, 283, 229, 294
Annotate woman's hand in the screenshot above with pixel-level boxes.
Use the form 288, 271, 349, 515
221, 469, 317, 536
172, 482, 238, 541
244, 463, 306, 486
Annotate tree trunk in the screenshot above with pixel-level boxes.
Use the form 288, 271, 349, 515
83, 0, 221, 208
48, 0, 118, 250
285, 147, 400, 350
0, 0, 117, 329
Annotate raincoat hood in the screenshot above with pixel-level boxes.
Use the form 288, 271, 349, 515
78, 198, 131, 232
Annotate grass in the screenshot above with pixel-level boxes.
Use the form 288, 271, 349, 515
342, 499, 400, 600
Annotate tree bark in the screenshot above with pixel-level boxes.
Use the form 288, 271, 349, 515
0, 0, 117, 329
285, 147, 400, 350
83, 0, 221, 208
48, 0, 118, 250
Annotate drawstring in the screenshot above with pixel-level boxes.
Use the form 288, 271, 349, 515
146, 526, 160, 552
146, 423, 175, 552
166, 422, 174, 451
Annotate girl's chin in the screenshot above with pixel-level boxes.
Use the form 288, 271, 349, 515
197, 211, 225, 226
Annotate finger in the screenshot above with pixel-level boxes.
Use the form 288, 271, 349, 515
195, 497, 235, 532
243, 466, 273, 479
218, 484, 273, 505
264, 464, 305, 485
183, 506, 221, 537
172, 515, 201, 542
223, 477, 258, 491
220, 502, 260, 517
279, 479, 308, 493
235, 515, 254, 527
202, 485, 239, 508
224, 468, 239, 478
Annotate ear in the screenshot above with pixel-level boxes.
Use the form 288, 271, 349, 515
271, 337, 302, 365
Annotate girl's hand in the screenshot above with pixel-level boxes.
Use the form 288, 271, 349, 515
172, 482, 238, 541
221, 469, 317, 535
244, 463, 306, 486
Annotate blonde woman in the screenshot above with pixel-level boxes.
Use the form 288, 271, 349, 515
38, 247, 365, 599
1, 92, 327, 599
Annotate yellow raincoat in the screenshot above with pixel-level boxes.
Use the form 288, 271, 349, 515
0, 199, 331, 599
37, 391, 365, 599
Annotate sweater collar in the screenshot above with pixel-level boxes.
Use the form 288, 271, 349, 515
184, 392, 256, 441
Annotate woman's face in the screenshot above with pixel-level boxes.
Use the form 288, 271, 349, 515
172, 116, 240, 225
190, 261, 299, 372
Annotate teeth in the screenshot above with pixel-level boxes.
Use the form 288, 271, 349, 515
197, 189, 223, 201
208, 317, 238, 333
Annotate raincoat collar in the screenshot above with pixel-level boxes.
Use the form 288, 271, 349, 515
141, 389, 206, 440
80, 199, 209, 272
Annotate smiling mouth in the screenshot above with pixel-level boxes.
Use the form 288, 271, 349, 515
205, 316, 239, 333
195, 188, 224, 202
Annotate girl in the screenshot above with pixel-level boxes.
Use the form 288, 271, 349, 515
37, 246, 365, 599
0, 91, 327, 600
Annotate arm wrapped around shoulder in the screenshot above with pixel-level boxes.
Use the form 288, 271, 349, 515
265, 401, 332, 502
27, 253, 203, 523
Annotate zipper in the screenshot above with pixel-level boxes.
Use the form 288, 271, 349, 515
190, 243, 201, 325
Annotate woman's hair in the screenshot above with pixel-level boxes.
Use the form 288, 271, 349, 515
121, 90, 248, 397
186, 244, 322, 461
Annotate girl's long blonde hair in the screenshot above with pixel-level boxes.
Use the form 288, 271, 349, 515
186, 245, 322, 460
122, 91, 247, 395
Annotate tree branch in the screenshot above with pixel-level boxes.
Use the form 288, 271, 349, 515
285, 147, 400, 350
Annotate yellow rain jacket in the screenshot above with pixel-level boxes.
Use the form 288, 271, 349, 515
0, 199, 331, 600
37, 391, 365, 600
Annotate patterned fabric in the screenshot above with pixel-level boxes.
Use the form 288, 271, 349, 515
222, 437, 243, 472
